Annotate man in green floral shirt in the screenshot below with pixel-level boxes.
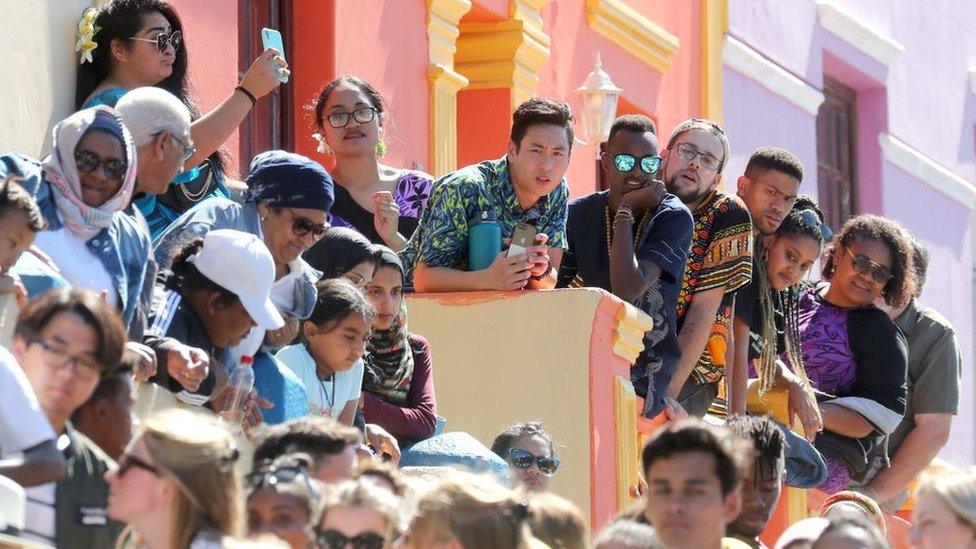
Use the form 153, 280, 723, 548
401, 98, 572, 292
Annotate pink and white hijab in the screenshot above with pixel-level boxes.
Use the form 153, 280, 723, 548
42, 105, 137, 240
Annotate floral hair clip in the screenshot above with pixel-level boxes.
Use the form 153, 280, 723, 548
76, 7, 101, 64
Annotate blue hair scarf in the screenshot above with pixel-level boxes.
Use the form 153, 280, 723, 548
243, 150, 334, 212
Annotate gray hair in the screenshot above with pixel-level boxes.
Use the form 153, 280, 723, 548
593, 520, 663, 549
114, 86, 191, 148
665, 118, 731, 174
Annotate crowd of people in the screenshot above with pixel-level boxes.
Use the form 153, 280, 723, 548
0, 0, 972, 547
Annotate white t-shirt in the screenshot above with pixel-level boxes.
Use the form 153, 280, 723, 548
35, 227, 118, 307
275, 344, 362, 420
23, 434, 66, 546
0, 345, 55, 457
228, 260, 303, 362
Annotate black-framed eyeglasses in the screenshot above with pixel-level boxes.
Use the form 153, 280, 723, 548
509, 448, 560, 475
843, 245, 892, 284
316, 529, 385, 549
74, 150, 128, 181
673, 142, 722, 172
284, 208, 328, 240
28, 338, 101, 380
326, 107, 378, 129
129, 30, 183, 53
610, 153, 661, 175
797, 210, 833, 241
117, 453, 160, 477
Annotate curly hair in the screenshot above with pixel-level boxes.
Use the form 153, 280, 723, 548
822, 214, 916, 307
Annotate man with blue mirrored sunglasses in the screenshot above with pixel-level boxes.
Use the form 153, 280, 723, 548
558, 115, 694, 418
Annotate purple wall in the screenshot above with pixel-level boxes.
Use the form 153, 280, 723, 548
725, 0, 976, 464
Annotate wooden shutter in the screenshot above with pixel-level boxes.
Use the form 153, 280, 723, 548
238, 0, 294, 176
816, 77, 858, 232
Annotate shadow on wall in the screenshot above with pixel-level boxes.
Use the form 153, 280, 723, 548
0, 1, 90, 157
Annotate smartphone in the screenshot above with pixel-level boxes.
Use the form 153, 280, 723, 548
260, 28, 288, 83
507, 222, 537, 257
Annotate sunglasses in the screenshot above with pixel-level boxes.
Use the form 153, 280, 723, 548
117, 453, 160, 477
245, 464, 316, 492
611, 153, 661, 175
285, 208, 329, 240
797, 210, 833, 241
843, 245, 892, 284
326, 107, 378, 129
508, 448, 560, 475
74, 150, 128, 181
129, 30, 183, 53
316, 530, 385, 549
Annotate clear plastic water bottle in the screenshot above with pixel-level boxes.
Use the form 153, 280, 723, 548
220, 355, 254, 424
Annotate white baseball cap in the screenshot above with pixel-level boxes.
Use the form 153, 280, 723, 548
188, 229, 285, 331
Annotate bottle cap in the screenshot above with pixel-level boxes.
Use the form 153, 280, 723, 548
469, 210, 497, 225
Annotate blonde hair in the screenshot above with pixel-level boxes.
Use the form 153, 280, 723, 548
917, 468, 976, 529
407, 471, 542, 549
118, 408, 243, 549
526, 492, 588, 549
319, 477, 401, 536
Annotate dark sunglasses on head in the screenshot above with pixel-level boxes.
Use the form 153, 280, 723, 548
316, 529, 385, 549
326, 107, 378, 129
285, 208, 328, 240
611, 153, 661, 175
844, 245, 892, 284
129, 30, 183, 53
509, 448, 560, 475
117, 453, 160, 477
797, 210, 833, 241
74, 150, 128, 181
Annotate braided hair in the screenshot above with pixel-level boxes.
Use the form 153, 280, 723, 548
754, 197, 828, 394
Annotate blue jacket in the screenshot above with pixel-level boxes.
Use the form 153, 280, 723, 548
1, 153, 151, 335
153, 198, 320, 320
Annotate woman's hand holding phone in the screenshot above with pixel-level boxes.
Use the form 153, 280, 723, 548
240, 49, 289, 99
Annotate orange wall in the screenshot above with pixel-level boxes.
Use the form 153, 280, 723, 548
174, 1, 704, 188
291, 0, 337, 162
457, 88, 512, 167
169, 0, 241, 176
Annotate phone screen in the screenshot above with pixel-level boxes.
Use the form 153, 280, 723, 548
261, 28, 288, 83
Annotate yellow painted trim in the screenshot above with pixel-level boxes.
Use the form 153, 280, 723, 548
614, 375, 639, 510
612, 302, 653, 364
700, 0, 728, 121
454, 1, 552, 110
426, 0, 472, 176
585, 0, 680, 72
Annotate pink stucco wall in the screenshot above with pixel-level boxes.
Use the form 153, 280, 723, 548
168, 0, 240, 176
326, 2, 430, 174
726, 0, 976, 464
534, 0, 704, 198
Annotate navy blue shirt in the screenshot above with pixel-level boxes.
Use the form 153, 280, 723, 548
558, 191, 694, 417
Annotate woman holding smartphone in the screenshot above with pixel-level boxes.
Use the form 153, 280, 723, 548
75, 0, 288, 238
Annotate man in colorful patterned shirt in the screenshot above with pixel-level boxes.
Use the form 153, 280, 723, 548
401, 99, 571, 292
659, 119, 753, 418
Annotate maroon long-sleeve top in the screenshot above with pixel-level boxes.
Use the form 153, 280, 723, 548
362, 334, 438, 446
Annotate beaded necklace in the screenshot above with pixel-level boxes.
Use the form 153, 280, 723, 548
604, 203, 651, 259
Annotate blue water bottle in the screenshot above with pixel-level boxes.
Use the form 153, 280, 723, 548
468, 210, 502, 271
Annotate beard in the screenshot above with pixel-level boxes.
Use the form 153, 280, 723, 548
664, 172, 712, 206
